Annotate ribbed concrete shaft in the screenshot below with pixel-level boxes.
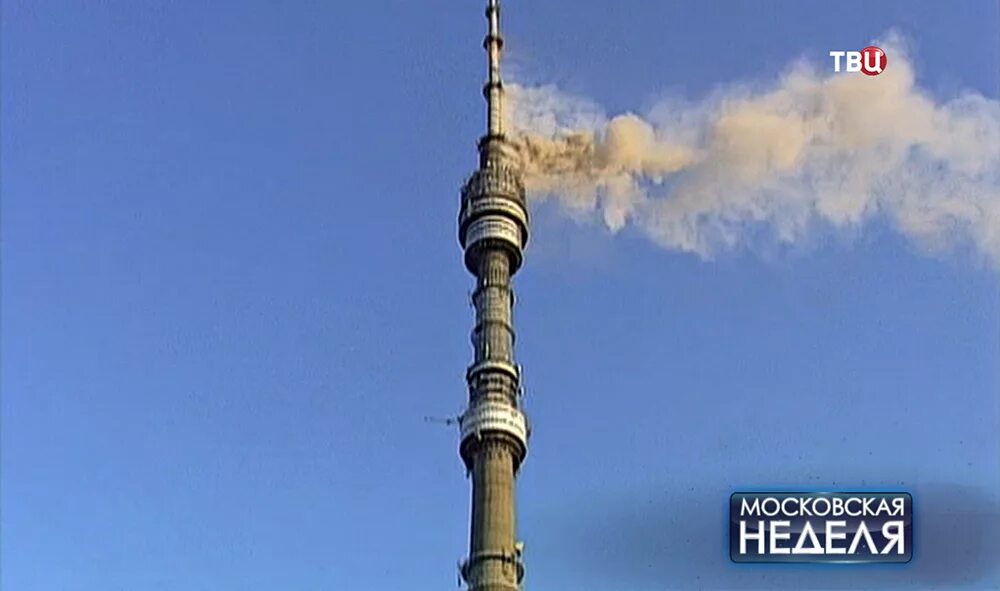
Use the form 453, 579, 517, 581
467, 439, 518, 591
464, 249, 522, 591
473, 251, 514, 367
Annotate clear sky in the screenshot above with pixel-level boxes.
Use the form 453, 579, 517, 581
2, 1, 998, 590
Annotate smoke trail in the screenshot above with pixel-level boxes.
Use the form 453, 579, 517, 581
506, 35, 1000, 265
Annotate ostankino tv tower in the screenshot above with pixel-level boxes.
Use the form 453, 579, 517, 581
455, 0, 530, 590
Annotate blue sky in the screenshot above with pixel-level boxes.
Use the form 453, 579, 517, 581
2, 1, 998, 590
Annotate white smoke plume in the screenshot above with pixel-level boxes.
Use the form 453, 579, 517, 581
506, 36, 1000, 265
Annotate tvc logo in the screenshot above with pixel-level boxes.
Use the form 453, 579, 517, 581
829, 46, 887, 76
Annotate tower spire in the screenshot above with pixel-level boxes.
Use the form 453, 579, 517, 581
484, 0, 504, 137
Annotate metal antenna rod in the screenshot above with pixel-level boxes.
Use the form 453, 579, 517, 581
484, 0, 504, 137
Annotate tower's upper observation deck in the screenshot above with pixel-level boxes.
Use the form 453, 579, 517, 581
459, 0, 529, 276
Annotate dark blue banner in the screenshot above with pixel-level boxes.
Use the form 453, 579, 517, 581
730, 492, 913, 563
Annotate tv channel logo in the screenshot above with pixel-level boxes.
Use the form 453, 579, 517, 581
830, 46, 887, 76
730, 492, 912, 563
